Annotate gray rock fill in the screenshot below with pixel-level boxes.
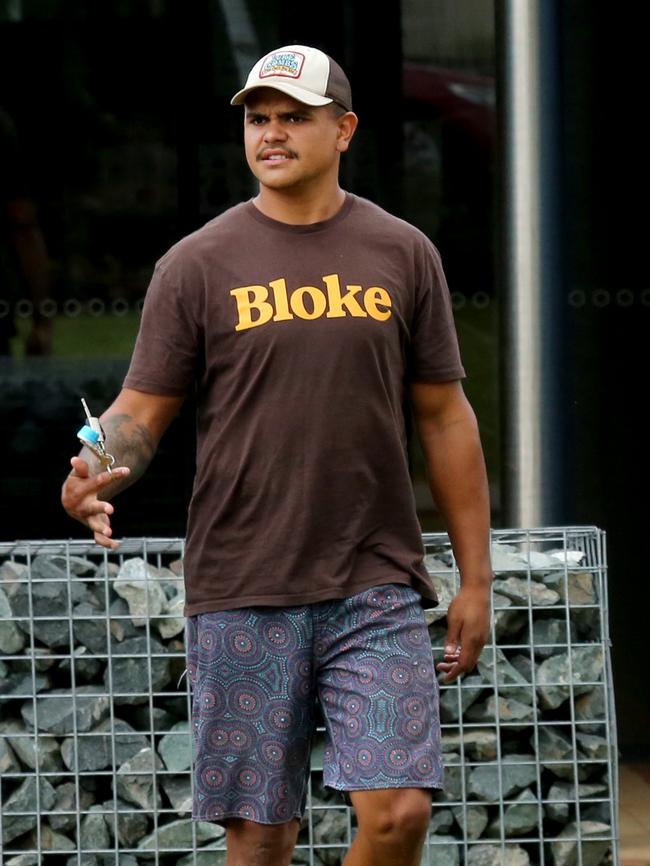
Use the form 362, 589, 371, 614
492, 592, 528, 641
22, 824, 76, 852
50, 782, 95, 832
0, 585, 25, 653
313, 807, 349, 866
136, 818, 224, 858
152, 590, 186, 640
510, 653, 533, 682
57, 646, 103, 682
544, 781, 608, 823
20, 685, 110, 734
9, 645, 59, 676
485, 788, 540, 837
0, 544, 615, 866
489, 543, 530, 574
0, 670, 50, 697
131, 705, 176, 733
575, 732, 609, 760
452, 802, 489, 839
108, 597, 140, 643
465, 694, 535, 727
477, 646, 535, 705
429, 807, 454, 834
442, 728, 498, 762
79, 804, 112, 853
116, 747, 164, 810
548, 820, 611, 866
176, 843, 227, 866
439, 675, 485, 722
73, 600, 116, 654
420, 835, 460, 866
468, 755, 538, 801
4, 855, 40, 866
548, 571, 597, 606
160, 774, 192, 816
438, 756, 464, 802
424, 571, 457, 626
113, 558, 168, 627
12, 576, 76, 647
540, 574, 601, 640
522, 618, 579, 659
61, 718, 149, 771
0, 559, 29, 595
536, 646, 604, 710
581, 800, 613, 825
0, 734, 21, 773
105, 635, 171, 705
48, 555, 96, 576
466, 841, 531, 865
158, 720, 191, 771
2, 776, 57, 844
30, 556, 77, 582
532, 725, 594, 782
574, 687, 607, 733
493, 576, 560, 607
101, 798, 150, 847
2, 717, 63, 771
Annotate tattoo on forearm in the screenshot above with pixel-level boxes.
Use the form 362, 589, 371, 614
80, 413, 156, 498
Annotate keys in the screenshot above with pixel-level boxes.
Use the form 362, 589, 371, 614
77, 398, 116, 474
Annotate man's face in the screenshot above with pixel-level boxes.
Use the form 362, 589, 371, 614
243, 88, 352, 192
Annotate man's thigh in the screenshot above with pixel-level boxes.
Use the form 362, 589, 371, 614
313, 583, 445, 796
185, 606, 317, 827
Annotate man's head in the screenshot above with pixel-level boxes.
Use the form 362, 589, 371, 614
230, 45, 352, 113
233, 46, 358, 195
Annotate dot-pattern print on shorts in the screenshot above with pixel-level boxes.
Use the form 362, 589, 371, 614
185, 582, 444, 826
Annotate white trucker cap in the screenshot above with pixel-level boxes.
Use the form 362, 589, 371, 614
230, 44, 353, 111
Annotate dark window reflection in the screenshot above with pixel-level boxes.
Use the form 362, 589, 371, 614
0, 0, 497, 540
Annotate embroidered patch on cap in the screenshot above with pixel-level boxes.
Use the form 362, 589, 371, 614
259, 51, 305, 79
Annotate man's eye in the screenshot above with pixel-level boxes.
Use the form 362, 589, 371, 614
288, 115, 305, 122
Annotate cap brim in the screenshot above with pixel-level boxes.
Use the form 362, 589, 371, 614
230, 81, 333, 107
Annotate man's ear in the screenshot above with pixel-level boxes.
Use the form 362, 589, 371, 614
336, 112, 359, 153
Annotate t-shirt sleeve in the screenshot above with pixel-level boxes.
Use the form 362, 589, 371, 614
123, 261, 202, 396
406, 237, 466, 383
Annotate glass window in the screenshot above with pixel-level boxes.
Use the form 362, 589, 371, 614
0, 0, 497, 539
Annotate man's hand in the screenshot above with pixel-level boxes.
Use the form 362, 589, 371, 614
61, 456, 131, 550
435, 585, 492, 684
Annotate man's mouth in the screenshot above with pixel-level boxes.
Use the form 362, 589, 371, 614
259, 149, 296, 163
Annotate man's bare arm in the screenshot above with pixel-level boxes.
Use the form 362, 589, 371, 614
410, 380, 492, 581
409, 379, 493, 682
62, 388, 185, 548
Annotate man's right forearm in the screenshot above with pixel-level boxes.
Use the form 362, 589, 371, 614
76, 412, 156, 499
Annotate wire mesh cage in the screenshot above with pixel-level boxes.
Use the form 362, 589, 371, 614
0, 527, 617, 866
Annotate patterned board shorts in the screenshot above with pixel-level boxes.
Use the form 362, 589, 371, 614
185, 582, 445, 826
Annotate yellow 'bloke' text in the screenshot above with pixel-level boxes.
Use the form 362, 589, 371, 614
230, 273, 392, 332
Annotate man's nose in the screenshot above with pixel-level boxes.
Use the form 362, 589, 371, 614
263, 119, 288, 142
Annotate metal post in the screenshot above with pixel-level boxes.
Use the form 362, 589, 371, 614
496, 0, 567, 526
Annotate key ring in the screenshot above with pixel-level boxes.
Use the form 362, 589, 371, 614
77, 398, 116, 474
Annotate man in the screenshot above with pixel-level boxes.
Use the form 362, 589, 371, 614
61, 44, 492, 866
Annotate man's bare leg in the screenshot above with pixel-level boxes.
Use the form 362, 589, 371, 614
343, 788, 432, 866
224, 816, 300, 866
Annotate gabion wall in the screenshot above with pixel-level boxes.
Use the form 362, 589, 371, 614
0, 528, 618, 866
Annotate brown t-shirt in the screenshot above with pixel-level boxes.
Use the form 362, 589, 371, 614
123, 192, 466, 615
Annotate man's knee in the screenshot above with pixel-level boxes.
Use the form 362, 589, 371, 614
350, 788, 432, 840
224, 816, 300, 865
